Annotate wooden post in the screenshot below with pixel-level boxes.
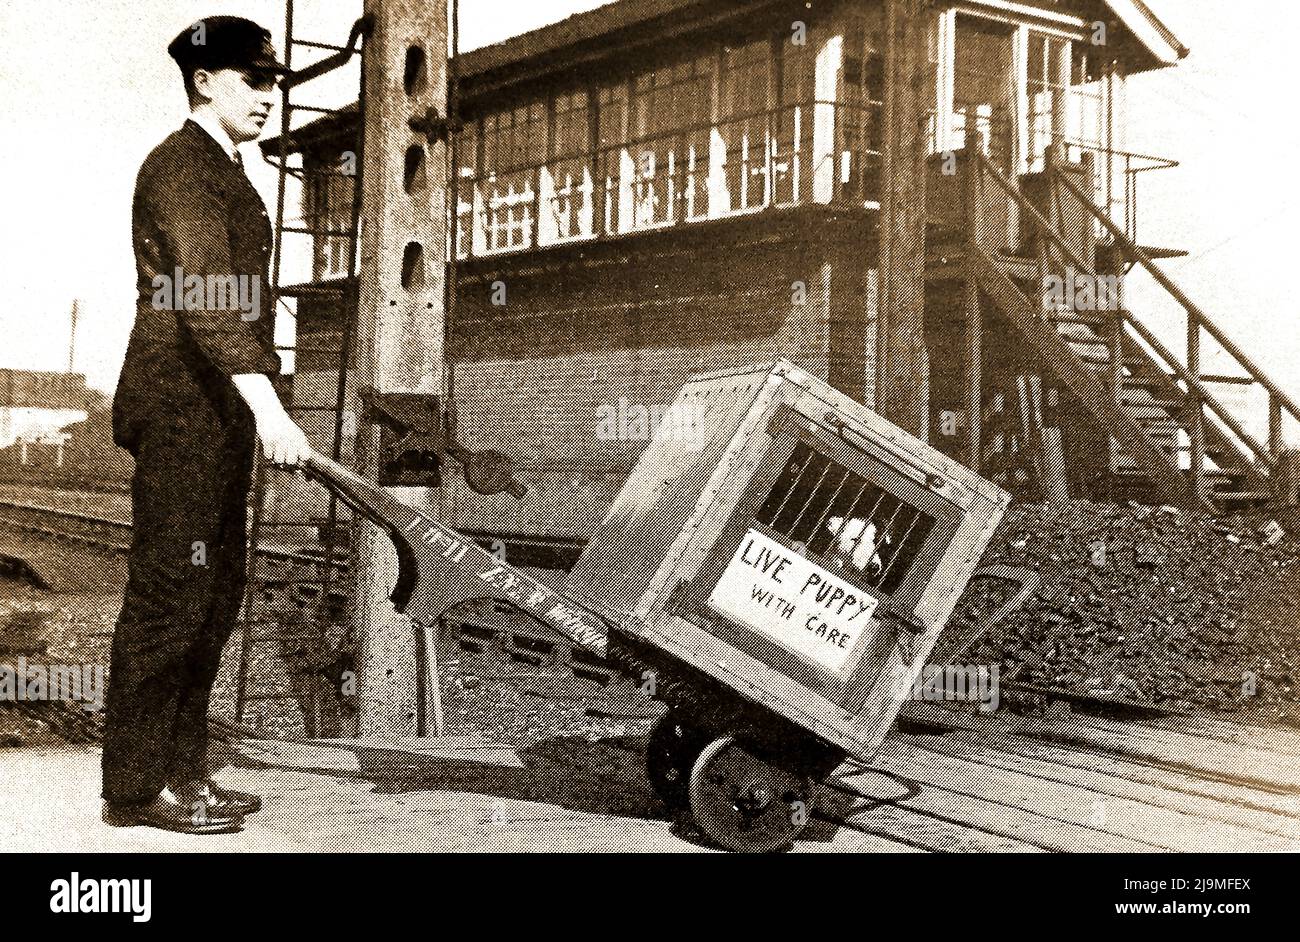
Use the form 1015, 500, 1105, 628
350, 0, 450, 738
68, 300, 79, 374
876, 1, 893, 418
1079, 151, 1097, 275
1033, 375, 1069, 502
419, 621, 444, 737
1269, 392, 1283, 459
1104, 61, 1118, 231
1041, 147, 1059, 276
1051, 37, 1071, 165
962, 148, 982, 473
1188, 315, 1205, 503
588, 81, 603, 239
1100, 223, 1125, 497
530, 164, 542, 248
1108, 312, 1124, 499
878, 0, 928, 438
964, 274, 982, 472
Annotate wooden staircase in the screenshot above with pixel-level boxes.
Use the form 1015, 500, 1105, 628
934, 148, 1298, 513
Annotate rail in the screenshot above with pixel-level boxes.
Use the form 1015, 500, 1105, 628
1056, 138, 1177, 246
1053, 165, 1300, 466
973, 150, 1266, 468
924, 106, 1178, 247
967, 146, 1290, 505
455, 100, 883, 259
0, 499, 345, 569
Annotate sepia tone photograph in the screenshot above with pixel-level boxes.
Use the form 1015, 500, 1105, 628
0, 0, 1295, 908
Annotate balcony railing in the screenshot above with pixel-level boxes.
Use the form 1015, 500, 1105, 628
455, 100, 882, 260
924, 106, 1177, 247
1055, 139, 1177, 246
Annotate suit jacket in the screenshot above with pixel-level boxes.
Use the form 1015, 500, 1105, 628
114, 119, 281, 452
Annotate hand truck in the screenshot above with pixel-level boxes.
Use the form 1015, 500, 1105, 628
303, 361, 1013, 851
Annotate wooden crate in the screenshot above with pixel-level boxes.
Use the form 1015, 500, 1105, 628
564, 359, 1010, 761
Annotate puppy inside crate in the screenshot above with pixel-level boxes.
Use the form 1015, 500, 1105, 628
825, 516, 891, 577
755, 442, 934, 592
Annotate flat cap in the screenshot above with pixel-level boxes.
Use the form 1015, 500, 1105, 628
168, 16, 288, 75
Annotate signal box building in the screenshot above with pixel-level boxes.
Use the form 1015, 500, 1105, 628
266, 0, 1294, 573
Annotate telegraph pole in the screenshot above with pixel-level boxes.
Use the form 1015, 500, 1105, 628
68, 300, 79, 374
878, 0, 929, 439
350, 0, 450, 737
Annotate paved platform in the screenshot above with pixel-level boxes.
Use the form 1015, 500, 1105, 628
3, 706, 1298, 853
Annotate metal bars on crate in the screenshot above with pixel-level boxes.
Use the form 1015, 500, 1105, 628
755, 441, 934, 595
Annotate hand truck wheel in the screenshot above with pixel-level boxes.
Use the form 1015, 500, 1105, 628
645, 709, 710, 808
688, 735, 814, 853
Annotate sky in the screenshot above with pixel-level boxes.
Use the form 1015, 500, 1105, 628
0, 0, 1295, 416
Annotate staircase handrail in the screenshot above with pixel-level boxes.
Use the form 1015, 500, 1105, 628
970, 149, 1272, 468
1052, 166, 1300, 441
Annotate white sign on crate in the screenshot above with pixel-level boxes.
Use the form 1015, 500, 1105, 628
708, 529, 880, 673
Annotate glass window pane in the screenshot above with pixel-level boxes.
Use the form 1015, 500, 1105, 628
837, 8, 884, 205
480, 99, 546, 252
953, 15, 1016, 171
626, 54, 713, 229
774, 35, 814, 204
719, 39, 772, 214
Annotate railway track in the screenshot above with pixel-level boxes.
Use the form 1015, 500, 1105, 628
0, 495, 597, 664
4, 502, 1296, 853
0, 499, 344, 570
0, 497, 580, 668
0, 499, 133, 552
0, 476, 129, 497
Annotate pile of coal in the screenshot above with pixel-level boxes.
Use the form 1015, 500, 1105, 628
948, 500, 1300, 717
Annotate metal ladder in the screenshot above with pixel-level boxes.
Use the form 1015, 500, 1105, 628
233, 2, 370, 736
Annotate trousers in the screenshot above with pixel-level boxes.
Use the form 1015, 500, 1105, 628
101, 407, 255, 803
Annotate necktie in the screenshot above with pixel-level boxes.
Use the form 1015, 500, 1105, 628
233, 150, 244, 172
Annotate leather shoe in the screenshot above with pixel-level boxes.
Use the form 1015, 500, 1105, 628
193, 779, 262, 815
168, 779, 261, 817
103, 789, 244, 834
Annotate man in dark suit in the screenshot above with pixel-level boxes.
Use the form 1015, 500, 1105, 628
103, 16, 311, 834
